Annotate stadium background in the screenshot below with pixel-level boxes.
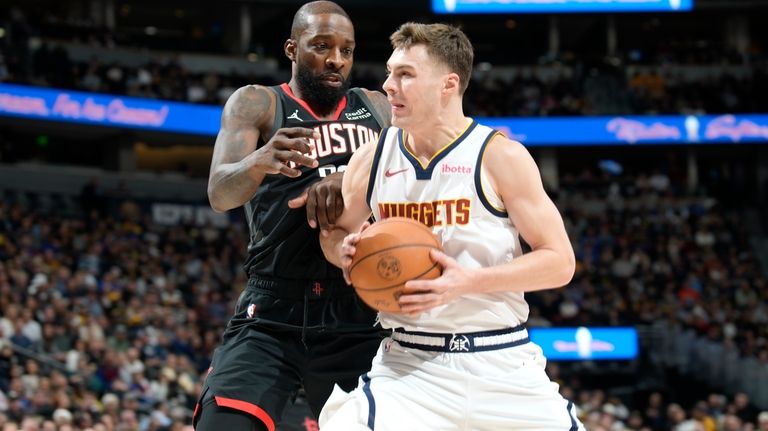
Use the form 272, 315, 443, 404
1, 0, 767, 430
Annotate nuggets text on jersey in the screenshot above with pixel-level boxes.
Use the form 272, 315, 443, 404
377, 199, 471, 227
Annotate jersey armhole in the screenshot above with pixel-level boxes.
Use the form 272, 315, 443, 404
365, 128, 390, 210
475, 131, 509, 218
351, 87, 387, 129
264, 86, 284, 145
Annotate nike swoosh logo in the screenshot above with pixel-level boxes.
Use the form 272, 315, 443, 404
384, 168, 409, 178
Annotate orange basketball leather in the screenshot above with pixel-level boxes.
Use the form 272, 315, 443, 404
349, 217, 442, 312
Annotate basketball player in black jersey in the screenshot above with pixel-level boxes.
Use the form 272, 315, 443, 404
194, 2, 390, 431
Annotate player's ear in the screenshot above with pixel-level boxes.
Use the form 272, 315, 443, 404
285, 39, 297, 62
443, 73, 460, 95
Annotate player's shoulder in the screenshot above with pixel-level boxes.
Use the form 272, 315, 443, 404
227, 84, 276, 106
356, 88, 386, 100
348, 125, 390, 168
357, 88, 389, 108
479, 125, 540, 183
378, 125, 400, 139
353, 130, 382, 159
354, 88, 391, 127
482, 126, 528, 158
222, 84, 277, 127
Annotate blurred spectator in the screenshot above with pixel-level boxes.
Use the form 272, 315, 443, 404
758, 411, 768, 431
0, 6, 767, 424
2, 8, 766, 118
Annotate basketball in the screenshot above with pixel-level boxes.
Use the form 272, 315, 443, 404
349, 217, 443, 313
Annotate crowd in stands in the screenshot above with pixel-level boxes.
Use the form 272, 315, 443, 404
2, 5, 768, 117
0, 42, 265, 106
0, 165, 766, 429
537, 168, 768, 429
0, 191, 243, 431
568, 384, 768, 431
554, 169, 766, 357
2, 40, 767, 117
2, 4, 768, 431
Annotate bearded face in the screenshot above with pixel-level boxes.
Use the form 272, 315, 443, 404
296, 58, 352, 116
290, 12, 355, 116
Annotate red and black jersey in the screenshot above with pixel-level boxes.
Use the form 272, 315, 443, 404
243, 84, 386, 281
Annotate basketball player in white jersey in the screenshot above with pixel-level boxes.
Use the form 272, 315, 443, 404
318, 22, 586, 430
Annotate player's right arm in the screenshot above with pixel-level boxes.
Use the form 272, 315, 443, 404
319, 139, 377, 277
207, 85, 320, 212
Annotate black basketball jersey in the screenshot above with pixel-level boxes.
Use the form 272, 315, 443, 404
243, 83, 385, 280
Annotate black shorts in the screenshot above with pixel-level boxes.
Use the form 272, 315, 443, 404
193, 277, 384, 431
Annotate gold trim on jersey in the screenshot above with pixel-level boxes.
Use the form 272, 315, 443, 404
401, 119, 475, 170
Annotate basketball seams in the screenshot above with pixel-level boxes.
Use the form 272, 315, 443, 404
349, 243, 440, 273
350, 246, 441, 290
354, 261, 441, 292
348, 217, 444, 312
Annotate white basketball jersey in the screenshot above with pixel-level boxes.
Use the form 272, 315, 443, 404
366, 120, 529, 332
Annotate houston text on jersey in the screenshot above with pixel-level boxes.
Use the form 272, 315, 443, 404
287, 123, 378, 168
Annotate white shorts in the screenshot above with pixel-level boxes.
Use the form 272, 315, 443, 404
319, 336, 585, 431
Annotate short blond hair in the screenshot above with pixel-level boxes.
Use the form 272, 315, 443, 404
390, 22, 473, 94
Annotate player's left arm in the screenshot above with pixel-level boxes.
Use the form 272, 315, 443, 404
400, 134, 575, 313
477, 134, 576, 291
319, 140, 377, 274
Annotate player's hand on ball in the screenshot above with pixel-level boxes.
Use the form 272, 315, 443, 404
340, 222, 370, 284
399, 249, 474, 314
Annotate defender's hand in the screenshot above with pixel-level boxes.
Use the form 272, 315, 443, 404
288, 172, 344, 230
253, 127, 319, 177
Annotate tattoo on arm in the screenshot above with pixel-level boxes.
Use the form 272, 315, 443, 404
219, 86, 270, 156
208, 85, 273, 211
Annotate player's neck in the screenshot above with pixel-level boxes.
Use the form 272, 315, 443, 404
404, 112, 472, 159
